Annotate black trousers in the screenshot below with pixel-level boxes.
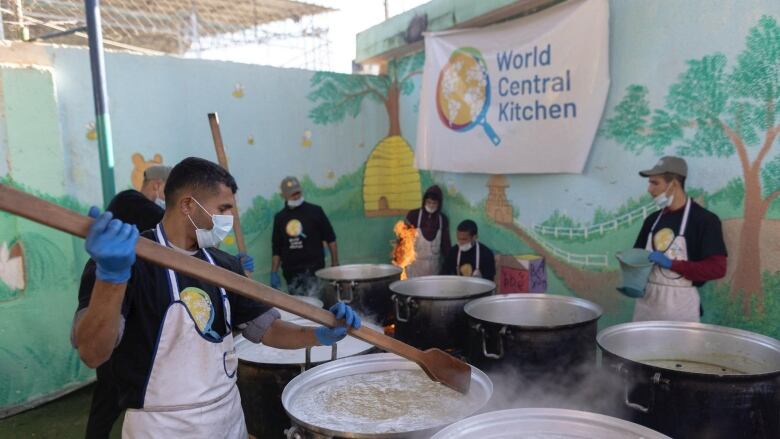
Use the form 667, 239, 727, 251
85, 365, 122, 439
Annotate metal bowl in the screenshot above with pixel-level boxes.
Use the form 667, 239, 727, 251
282, 353, 493, 438
431, 408, 671, 438
464, 293, 602, 328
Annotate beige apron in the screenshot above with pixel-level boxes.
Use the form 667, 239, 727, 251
633, 198, 700, 322
406, 210, 442, 278
122, 224, 246, 438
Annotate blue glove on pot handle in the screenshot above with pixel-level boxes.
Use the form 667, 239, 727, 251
648, 251, 673, 269
270, 272, 281, 289
85, 206, 139, 284
315, 303, 362, 346
236, 252, 255, 272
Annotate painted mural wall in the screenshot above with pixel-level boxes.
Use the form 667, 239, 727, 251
390, 0, 780, 339
0, 0, 777, 415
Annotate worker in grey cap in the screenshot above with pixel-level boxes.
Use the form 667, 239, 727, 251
631, 156, 727, 322
270, 176, 338, 295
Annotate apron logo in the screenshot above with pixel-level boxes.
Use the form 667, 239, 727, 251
436, 47, 501, 146
285, 219, 305, 238
460, 263, 474, 277
180, 287, 220, 340
653, 228, 675, 252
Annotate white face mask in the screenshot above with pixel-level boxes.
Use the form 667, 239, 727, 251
424, 205, 437, 214
188, 197, 234, 248
287, 196, 304, 208
654, 186, 675, 209
459, 242, 473, 252
154, 188, 166, 209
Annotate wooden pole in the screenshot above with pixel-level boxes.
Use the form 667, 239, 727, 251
207, 113, 251, 274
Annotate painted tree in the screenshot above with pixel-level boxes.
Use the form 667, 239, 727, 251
603, 16, 780, 313
309, 52, 424, 137
308, 52, 426, 216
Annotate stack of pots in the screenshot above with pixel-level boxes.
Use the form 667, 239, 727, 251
598, 321, 780, 439
316, 264, 401, 324
236, 318, 377, 439
389, 276, 495, 351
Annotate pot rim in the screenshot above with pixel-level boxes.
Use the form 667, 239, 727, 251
389, 275, 496, 300
235, 319, 377, 366
430, 408, 672, 438
464, 293, 603, 329
281, 353, 493, 438
597, 321, 780, 378
315, 264, 402, 281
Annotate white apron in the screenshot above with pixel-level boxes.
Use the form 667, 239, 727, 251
406, 210, 442, 278
456, 242, 482, 278
633, 198, 700, 322
122, 224, 246, 439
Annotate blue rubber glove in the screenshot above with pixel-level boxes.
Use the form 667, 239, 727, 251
315, 303, 362, 346
85, 206, 139, 284
237, 252, 255, 272
270, 272, 281, 289
649, 251, 673, 269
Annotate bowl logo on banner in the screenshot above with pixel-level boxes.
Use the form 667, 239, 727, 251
436, 47, 501, 146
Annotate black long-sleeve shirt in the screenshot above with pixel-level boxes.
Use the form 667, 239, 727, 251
272, 202, 336, 272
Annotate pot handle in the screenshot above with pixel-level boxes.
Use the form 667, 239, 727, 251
478, 324, 506, 359
284, 425, 312, 439
333, 281, 356, 303
617, 364, 668, 413
303, 344, 338, 370
392, 294, 414, 322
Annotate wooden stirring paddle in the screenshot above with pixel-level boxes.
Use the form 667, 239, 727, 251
0, 184, 471, 393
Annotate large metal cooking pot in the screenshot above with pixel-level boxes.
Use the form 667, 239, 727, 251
281, 353, 493, 438
278, 296, 324, 321
316, 264, 401, 324
598, 321, 780, 439
431, 408, 671, 438
389, 276, 495, 350
464, 294, 602, 383
237, 318, 376, 439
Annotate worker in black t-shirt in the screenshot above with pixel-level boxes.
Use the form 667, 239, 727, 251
270, 176, 338, 296
106, 165, 170, 233
632, 156, 728, 322
441, 220, 496, 281
71, 158, 359, 438
82, 164, 170, 439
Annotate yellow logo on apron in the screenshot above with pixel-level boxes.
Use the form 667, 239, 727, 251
460, 263, 474, 277
180, 287, 215, 333
653, 228, 675, 252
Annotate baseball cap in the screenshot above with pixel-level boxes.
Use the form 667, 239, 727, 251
280, 176, 302, 198
144, 165, 172, 181
639, 156, 687, 178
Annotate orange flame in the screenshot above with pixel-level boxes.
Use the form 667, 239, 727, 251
392, 220, 417, 280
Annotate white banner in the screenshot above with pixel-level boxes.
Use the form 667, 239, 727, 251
415, 0, 610, 174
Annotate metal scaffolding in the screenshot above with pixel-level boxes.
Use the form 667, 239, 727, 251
0, 0, 333, 56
